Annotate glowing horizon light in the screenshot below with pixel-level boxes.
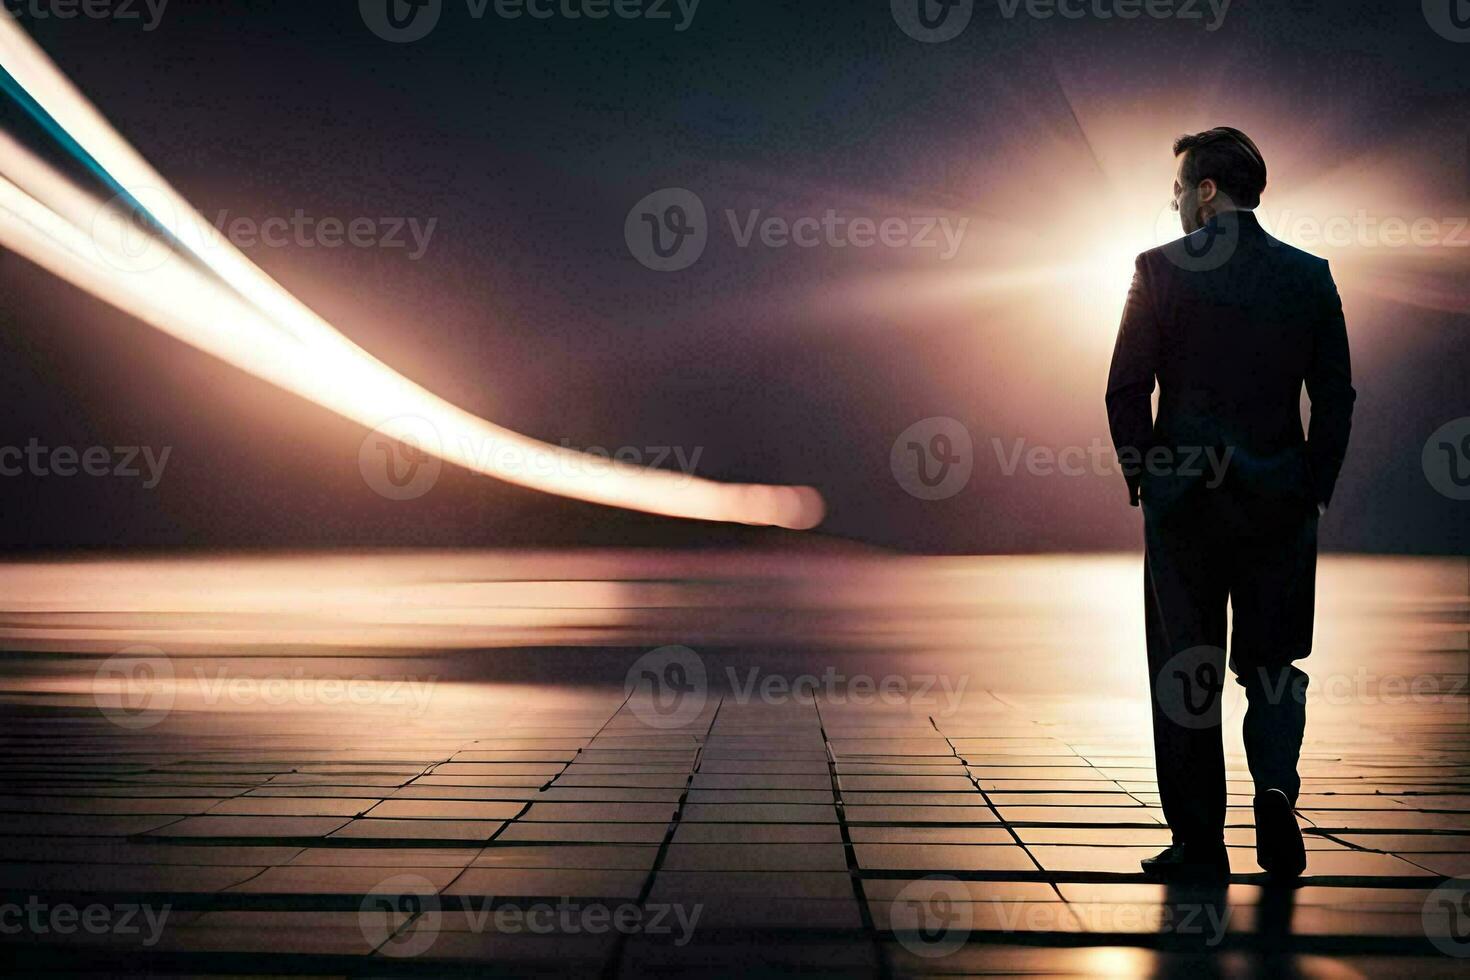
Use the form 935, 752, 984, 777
0, 10, 824, 531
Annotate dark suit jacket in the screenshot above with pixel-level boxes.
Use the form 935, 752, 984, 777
1105, 210, 1355, 514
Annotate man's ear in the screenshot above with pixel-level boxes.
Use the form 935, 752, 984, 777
1197, 177, 1218, 205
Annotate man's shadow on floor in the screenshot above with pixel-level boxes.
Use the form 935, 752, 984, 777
1149, 880, 1300, 978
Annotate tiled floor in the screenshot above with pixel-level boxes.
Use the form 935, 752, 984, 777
0, 676, 1465, 977
0, 552, 1465, 976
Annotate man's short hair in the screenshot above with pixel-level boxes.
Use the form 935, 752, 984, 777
1173, 127, 1267, 210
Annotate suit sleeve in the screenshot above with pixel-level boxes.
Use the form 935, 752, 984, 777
1304, 261, 1355, 507
1105, 254, 1160, 507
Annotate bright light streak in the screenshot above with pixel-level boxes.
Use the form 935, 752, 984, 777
0, 11, 824, 530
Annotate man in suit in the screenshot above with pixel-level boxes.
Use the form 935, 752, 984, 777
1106, 128, 1355, 880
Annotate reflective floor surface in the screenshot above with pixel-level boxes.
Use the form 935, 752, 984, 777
0, 550, 1465, 977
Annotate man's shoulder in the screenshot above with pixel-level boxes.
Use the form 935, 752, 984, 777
1255, 231, 1331, 271
1136, 222, 1330, 278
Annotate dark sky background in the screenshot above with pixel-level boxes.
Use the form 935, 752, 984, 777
0, 0, 1465, 554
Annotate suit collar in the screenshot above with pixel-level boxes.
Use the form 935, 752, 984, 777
1208, 209, 1262, 234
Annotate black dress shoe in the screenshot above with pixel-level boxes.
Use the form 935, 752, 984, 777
1254, 788, 1306, 878
1140, 842, 1230, 880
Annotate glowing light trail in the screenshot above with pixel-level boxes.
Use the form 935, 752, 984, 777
0, 11, 823, 530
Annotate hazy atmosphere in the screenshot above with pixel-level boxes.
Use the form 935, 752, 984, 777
1, 0, 1464, 553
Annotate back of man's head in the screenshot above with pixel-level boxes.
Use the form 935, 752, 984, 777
1173, 127, 1268, 210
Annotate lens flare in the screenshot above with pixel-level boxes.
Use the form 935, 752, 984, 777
0, 11, 823, 530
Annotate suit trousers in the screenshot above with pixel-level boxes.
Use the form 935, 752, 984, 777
1142, 486, 1317, 845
